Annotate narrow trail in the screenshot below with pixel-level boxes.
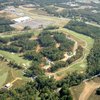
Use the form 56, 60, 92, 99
36, 45, 41, 53
11, 68, 15, 79
79, 81, 100, 100
10, 77, 22, 84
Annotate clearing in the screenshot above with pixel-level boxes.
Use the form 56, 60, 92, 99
0, 61, 31, 89
71, 77, 100, 100
79, 81, 100, 100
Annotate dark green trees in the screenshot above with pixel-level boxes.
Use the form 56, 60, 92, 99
96, 88, 100, 95
41, 47, 64, 61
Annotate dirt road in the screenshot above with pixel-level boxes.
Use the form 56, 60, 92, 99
79, 81, 100, 100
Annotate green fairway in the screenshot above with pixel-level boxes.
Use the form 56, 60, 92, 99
0, 72, 8, 88
0, 50, 31, 67
0, 61, 31, 88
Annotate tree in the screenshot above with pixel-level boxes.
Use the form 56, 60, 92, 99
96, 88, 100, 95
41, 47, 64, 61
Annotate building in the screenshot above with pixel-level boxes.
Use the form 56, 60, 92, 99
13, 16, 31, 23
5, 83, 12, 89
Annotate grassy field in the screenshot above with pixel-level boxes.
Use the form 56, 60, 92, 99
71, 77, 100, 100
88, 77, 100, 100
17, 6, 70, 27
0, 61, 31, 89
0, 50, 31, 67
54, 28, 94, 76
70, 83, 85, 100
0, 61, 13, 88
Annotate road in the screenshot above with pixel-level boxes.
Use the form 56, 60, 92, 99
79, 81, 100, 100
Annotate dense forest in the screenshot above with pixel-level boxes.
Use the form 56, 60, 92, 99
0, 17, 14, 33
44, 7, 100, 24
0, 33, 34, 52
27, 0, 70, 5
65, 21, 100, 77
64, 21, 100, 38
87, 38, 100, 76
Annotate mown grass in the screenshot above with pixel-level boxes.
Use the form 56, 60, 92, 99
0, 50, 31, 67
70, 83, 85, 100
0, 61, 10, 88
0, 61, 31, 88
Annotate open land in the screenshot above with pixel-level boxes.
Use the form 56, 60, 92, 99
71, 77, 100, 100
0, 5, 94, 90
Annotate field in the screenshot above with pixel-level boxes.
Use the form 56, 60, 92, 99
16, 6, 70, 27
0, 50, 31, 67
0, 61, 30, 89
71, 77, 100, 100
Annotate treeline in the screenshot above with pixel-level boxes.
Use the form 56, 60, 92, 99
0, 43, 20, 53
39, 31, 74, 52
24, 51, 43, 62
24, 62, 45, 77
39, 34, 56, 47
28, 0, 70, 5
0, 32, 33, 43
0, 32, 35, 52
0, 74, 74, 100
87, 38, 100, 76
41, 47, 64, 61
65, 21, 100, 77
54, 32, 74, 52
44, 25, 59, 30
11, 39, 38, 51
67, 46, 83, 64
0, 17, 14, 33
44, 6, 100, 24
64, 21, 100, 38
0, 71, 87, 100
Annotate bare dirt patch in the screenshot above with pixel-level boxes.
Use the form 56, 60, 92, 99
79, 81, 100, 100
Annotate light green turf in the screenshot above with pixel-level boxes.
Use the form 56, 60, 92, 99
0, 61, 10, 88
0, 72, 8, 88
0, 50, 31, 67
